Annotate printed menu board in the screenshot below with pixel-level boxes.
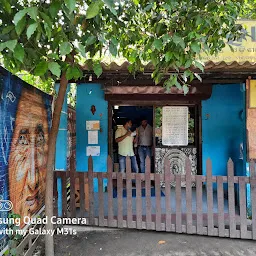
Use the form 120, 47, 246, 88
162, 106, 188, 146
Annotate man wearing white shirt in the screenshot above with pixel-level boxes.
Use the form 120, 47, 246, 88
137, 117, 153, 173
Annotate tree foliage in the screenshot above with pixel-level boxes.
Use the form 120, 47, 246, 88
118, 0, 244, 90
0, 1, 246, 255
240, 0, 256, 19
0, 0, 245, 91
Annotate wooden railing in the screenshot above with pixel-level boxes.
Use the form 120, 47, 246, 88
54, 156, 256, 240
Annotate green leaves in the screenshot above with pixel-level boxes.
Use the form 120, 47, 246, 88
13, 7, 38, 25
49, 1, 61, 18
93, 62, 103, 78
194, 61, 204, 72
0, 0, 245, 94
109, 41, 117, 56
153, 39, 163, 51
66, 65, 82, 80
49, 62, 61, 77
14, 44, 25, 62
60, 42, 72, 56
13, 9, 28, 25
86, 1, 103, 19
15, 17, 27, 36
194, 73, 202, 82
165, 51, 173, 62
103, 0, 117, 16
27, 7, 38, 21
190, 42, 201, 53
27, 23, 38, 39
86, 35, 96, 46
34, 61, 48, 76
2, 25, 14, 35
6, 40, 17, 51
64, 0, 76, 13
172, 34, 185, 49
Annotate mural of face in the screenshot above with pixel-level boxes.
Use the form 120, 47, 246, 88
8, 89, 49, 226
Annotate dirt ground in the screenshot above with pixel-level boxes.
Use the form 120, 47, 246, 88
35, 228, 256, 256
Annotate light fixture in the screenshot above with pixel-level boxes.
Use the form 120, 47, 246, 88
89, 74, 92, 82
114, 105, 119, 109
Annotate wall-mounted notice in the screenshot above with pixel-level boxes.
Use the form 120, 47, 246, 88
162, 106, 188, 146
86, 146, 100, 156
88, 130, 98, 144
86, 120, 100, 130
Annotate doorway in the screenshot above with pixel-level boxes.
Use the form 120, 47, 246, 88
109, 103, 201, 175
111, 105, 154, 172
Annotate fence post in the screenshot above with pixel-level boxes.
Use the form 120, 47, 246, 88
206, 158, 214, 236
175, 174, 182, 233
79, 172, 86, 218
126, 156, 133, 228
145, 156, 152, 230
228, 158, 236, 238
239, 175, 247, 239
88, 155, 94, 225
196, 173, 203, 235
186, 157, 193, 234
98, 172, 104, 226
70, 155, 76, 218
107, 156, 114, 227
217, 175, 225, 237
136, 167, 142, 230
250, 160, 256, 240
164, 158, 171, 232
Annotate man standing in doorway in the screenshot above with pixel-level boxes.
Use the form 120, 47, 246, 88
115, 118, 139, 173
137, 117, 153, 173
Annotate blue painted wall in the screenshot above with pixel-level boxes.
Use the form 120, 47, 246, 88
55, 84, 70, 171
202, 84, 246, 178
55, 84, 70, 216
76, 83, 108, 191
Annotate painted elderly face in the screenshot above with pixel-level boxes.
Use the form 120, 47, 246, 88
8, 89, 49, 225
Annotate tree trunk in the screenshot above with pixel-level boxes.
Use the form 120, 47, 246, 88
45, 73, 68, 256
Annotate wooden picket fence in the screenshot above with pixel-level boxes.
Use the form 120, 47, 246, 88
54, 156, 256, 240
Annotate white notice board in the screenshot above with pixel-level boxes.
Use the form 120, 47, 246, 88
86, 146, 100, 156
86, 120, 100, 130
162, 106, 188, 146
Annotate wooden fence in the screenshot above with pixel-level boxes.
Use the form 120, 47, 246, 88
54, 156, 256, 240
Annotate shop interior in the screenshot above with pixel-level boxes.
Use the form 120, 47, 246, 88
111, 105, 199, 174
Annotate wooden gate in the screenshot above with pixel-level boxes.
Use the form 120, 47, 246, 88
54, 156, 256, 240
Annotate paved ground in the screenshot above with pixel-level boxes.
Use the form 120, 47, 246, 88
51, 228, 256, 256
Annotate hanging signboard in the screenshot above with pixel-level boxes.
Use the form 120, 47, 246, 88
162, 106, 188, 146
201, 20, 256, 63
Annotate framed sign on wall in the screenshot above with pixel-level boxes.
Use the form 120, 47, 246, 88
162, 106, 188, 146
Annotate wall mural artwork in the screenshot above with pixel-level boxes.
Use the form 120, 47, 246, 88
155, 147, 197, 187
0, 69, 52, 252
